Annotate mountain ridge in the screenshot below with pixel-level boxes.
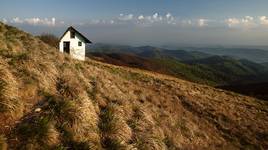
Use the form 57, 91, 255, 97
88, 51, 268, 86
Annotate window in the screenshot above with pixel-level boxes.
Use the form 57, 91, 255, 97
78, 41, 82, 46
70, 31, 75, 38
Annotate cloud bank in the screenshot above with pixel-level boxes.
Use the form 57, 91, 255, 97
1, 13, 268, 46
4, 17, 59, 26
79, 13, 268, 29
2, 14, 268, 29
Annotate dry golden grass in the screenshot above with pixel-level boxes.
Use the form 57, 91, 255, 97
0, 134, 7, 150
0, 59, 22, 118
0, 22, 268, 149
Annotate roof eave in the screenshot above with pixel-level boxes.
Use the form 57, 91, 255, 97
59, 26, 92, 44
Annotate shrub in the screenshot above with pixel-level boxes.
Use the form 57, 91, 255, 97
37, 33, 59, 48
0, 49, 29, 66
99, 103, 127, 149
16, 116, 52, 147
42, 93, 76, 124
99, 104, 118, 134
102, 137, 125, 150
127, 106, 143, 130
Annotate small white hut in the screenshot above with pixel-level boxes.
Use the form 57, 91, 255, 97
59, 26, 92, 60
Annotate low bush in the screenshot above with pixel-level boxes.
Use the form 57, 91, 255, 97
37, 33, 59, 48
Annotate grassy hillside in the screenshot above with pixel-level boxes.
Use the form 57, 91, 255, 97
219, 82, 268, 101
0, 22, 268, 149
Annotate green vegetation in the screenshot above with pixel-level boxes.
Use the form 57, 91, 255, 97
152, 58, 221, 85
0, 49, 29, 62
37, 33, 59, 48
101, 137, 125, 150
127, 106, 143, 130
99, 104, 118, 134
16, 116, 52, 149
99, 103, 126, 149
44, 94, 76, 123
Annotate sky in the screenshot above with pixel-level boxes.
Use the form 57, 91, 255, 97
1, 0, 268, 47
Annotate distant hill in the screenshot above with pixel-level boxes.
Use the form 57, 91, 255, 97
262, 62, 268, 67
88, 52, 268, 86
181, 47, 268, 63
88, 43, 211, 61
185, 56, 266, 78
90, 44, 268, 63
89, 52, 221, 85
1, 22, 268, 149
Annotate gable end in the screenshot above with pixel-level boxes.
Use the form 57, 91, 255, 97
59, 26, 92, 43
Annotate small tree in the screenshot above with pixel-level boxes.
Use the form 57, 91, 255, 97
37, 33, 59, 48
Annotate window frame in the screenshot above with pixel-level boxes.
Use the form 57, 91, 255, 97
70, 31, 75, 39
78, 41, 82, 46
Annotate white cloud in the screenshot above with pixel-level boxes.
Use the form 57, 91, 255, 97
225, 16, 256, 28
166, 13, 172, 19
197, 19, 208, 27
10, 17, 57, 26
2, 18, 8, 24
25, 18, 41, 25
166, 13, 174, 21
153, 13, 158, 20
138, 15, 144, 20
99, 12, 177, 26
259, 16, 268, 25
181, 20, 192, 26
118, 14, 134, 21
11, 17, 23, 24
25, 17, 56, 26
150, 13, 164, 22
242, 16, 254, 23
226, 18, 240, 27
69, 13, 268, 29
52, 17, 56, 25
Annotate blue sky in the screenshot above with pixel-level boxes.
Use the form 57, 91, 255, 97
1, 0, 268, 46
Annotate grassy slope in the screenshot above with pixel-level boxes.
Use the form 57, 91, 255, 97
219, 82, 268, 101
0, 22, 268, 149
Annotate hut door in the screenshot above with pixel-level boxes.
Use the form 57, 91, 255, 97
63, 42, 70, 54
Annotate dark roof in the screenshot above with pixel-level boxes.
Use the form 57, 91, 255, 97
59, 26, 92, 43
